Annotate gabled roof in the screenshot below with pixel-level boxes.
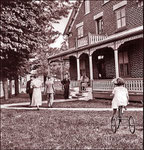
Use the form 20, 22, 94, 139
63, 1, 83, 35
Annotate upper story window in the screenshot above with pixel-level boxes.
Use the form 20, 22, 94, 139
136, 0, 143, 7
103, 0, 110, 4
95, 17, 104, 35
119, 51, 130, 77
76, 22, 84, 38
84, 0, 90, 14
77, 26, 83, 38
115, 7, 126, 29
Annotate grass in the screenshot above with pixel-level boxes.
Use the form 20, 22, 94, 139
1, 95, 143, 150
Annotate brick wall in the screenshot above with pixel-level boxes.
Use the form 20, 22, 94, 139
68, 0, 143, 49
128, 39, 143, 78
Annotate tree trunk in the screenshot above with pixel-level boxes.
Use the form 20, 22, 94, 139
2, 78, 9, 100
9, 79, 12, 98
15, 75, 19, 96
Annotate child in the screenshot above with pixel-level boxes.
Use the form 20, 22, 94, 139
111, 77, 129, 117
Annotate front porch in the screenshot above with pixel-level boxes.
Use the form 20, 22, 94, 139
70, 78, 143, 102
48, 26, 143, 102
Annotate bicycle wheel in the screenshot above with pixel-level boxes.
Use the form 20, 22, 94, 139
129, 116, 135, 134
116, 117, 121, 129
111, 116, 117, 133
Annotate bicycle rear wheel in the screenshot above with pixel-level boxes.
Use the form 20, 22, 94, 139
111, 116, 117, 133
129, 116, 135, 134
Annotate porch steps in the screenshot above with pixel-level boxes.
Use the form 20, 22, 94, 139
70, 87, 93, 101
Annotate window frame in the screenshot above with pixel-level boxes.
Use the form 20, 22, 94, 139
115, 7, 126, 29
95, 17, 104, 35
77, 25, 84, 38
84, 0, 90, 15
119, 51, 130, 77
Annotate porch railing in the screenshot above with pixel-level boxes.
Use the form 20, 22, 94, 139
88, 33, 108, 45
76, 33, 108, 48
76, 36, 88, 48
92, 78, 143, 93
70, 78, 143, 93
70, 80, 80, 88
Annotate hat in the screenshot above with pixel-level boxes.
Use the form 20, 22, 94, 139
112, 77, 125, 86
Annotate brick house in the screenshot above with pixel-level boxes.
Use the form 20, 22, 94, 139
48, 0, 143, 101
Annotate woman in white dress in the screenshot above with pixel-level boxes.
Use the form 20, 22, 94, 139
31, 75, 42, 110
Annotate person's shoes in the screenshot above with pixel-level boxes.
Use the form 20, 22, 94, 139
37, 106, 40, 110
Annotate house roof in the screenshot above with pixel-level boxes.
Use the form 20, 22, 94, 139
63, 1, 82, 35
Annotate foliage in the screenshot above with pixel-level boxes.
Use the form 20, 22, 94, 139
0, 0, 72, 79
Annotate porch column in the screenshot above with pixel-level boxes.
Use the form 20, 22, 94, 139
114, 49, 119, 78
48, 61, 50, 76
60, 61, 64, 80
76, 58, 80, 80
89, 55, 93, 80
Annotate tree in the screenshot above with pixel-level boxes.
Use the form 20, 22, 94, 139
0, 0, 73, 99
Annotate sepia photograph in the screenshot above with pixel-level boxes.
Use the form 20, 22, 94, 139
0, 0, 143, 149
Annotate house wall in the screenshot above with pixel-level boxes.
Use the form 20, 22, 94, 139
68, 0, 143, 49
128, 39, 143, 78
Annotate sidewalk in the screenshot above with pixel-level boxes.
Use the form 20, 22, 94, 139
1, 99, 143, 111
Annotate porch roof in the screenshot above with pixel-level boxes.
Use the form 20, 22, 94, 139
48, 26, 143, 60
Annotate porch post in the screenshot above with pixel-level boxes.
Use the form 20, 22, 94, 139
89, 55, 93, 80
114, 49, 119, 78
60, 61, 64, 80
48, 60, 50, 76
76, 58, 80, 80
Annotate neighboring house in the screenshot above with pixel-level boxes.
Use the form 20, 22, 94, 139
48, 0, 143, 102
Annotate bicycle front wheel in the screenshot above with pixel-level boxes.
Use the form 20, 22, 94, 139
111, 116, 117, 133
129, 116, 135, 134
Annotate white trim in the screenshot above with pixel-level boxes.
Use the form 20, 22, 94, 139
93, 12, 103, 20
104, 0, 110, 4
76, 22, 84, 28
84, 0, 90, 15
113, 1, 127, 11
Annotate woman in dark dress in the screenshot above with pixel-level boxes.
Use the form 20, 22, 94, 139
61, 73, 70, 99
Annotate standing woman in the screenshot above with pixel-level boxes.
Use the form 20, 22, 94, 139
61, 73, 70, 99
44, 76, 55, 108
31, 75, 42, 110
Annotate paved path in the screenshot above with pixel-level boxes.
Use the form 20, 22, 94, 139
0, 99, 143, 111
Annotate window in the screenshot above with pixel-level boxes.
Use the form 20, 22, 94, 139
95, 17, 104, 34
77, 26, 83, 38
115, 7, 126, 29
136, 0, 143, 7
84, 0, 90, 14
104, 0, 110, 4
119, 51, 129, 77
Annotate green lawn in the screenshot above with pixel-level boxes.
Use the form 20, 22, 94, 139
1, 98, 143, 150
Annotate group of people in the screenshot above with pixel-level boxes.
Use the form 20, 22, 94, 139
26, 73, 70, 110
26, 73, 129, 117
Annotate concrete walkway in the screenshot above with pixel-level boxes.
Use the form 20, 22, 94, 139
0, 99, 143, 111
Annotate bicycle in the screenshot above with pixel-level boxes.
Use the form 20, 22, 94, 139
111, 106, 135, 134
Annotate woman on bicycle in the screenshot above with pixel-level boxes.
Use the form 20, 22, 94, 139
111, 77, 129, 117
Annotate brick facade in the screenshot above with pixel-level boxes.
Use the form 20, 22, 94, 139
68, 0, 143, 49
128, 39, 143, 78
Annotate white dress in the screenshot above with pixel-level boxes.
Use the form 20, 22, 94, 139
31, 78, 42, 106
112, 86, 128, 109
